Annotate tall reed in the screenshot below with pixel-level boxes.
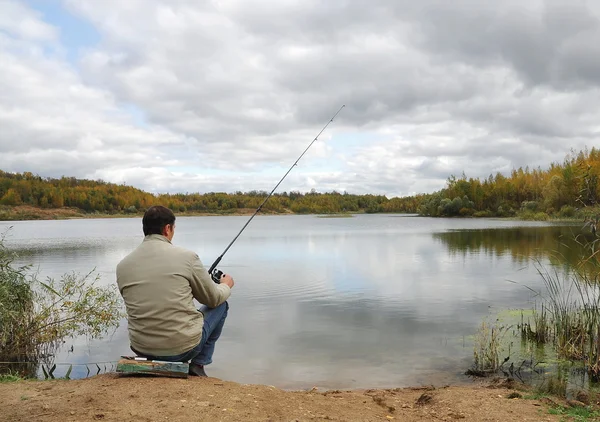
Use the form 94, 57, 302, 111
526, 254, 600, 379
473, 320, 511, 373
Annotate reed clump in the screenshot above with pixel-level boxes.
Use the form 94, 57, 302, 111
473, 320, 512, 374
472, 173, 600, 392
516, 238, 600, 380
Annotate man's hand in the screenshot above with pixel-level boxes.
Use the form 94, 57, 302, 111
220, 274, 234, 289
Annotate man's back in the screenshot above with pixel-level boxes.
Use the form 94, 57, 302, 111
116, 234, 218, 356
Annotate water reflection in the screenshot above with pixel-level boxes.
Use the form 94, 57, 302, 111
434, 224, 600, 393
434, 225, 587, 265
0, 216, 586, 389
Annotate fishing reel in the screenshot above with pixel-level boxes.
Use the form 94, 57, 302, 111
210, 268, 223, 284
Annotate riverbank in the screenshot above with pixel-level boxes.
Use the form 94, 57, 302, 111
0, 205, 370, 221
1, 374, 594, 422
0, 205, 87, 220
0, 205, 298, 221
0, 204, 587, 222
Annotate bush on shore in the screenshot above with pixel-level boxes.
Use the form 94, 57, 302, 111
0, 229, 124, 377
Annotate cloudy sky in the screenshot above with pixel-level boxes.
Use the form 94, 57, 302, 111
1, 0, 599, 197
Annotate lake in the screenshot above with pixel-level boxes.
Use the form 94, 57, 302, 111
0, 214, 585, 390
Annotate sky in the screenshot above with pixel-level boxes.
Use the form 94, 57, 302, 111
1, 0, 599, 198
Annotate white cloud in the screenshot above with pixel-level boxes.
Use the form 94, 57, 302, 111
0, 0, 58, 41
1, 0, 600, 196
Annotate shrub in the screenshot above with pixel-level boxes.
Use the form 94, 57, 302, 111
518, 210, 533, 220
0, 229, 124, 376
473, 210, 492, 218
459, 207, 474, 217
521, 201, 539, 212
558, 205, 575, 218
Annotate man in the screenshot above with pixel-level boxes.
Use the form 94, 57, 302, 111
116, 205, 234, 377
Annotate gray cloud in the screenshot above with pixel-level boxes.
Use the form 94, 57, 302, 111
1, 0, 599, 197
403, 0, 600, 88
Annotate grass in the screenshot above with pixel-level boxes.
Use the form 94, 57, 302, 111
0, 373, 24, 383
547, 405, 600, 421
0, 371, 75, 383
521, 380, 600, 421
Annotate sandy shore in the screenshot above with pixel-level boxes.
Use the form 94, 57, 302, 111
0, 374, 590, 421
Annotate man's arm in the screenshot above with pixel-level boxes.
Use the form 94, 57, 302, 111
189, 253, 231, 308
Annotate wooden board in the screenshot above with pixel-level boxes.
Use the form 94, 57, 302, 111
116, 357, 189, 378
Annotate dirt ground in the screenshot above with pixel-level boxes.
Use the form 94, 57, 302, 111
0, 374, 593, 422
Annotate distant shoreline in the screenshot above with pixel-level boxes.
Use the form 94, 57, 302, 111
0, 205, 372, 221
0, 205, 583, 223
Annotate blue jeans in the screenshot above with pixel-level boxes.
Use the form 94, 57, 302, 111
148, 301, 229, 366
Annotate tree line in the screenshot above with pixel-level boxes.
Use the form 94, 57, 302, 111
0, 171, 407, 214
414, 147, 600, 218
1, 147, 598, 217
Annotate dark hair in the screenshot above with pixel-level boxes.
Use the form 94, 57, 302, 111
142, 205, 176, 236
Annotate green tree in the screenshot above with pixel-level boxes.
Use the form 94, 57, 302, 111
0, 189, 22, 206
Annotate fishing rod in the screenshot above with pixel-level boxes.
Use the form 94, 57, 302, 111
208, 104, 346, 283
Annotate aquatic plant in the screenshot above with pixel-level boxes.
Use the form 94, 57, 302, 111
473, 233, 600, 388
469, 168, 600, 403
473, 320, 512, 374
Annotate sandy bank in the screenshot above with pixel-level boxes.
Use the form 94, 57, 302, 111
0, 374, 586, 421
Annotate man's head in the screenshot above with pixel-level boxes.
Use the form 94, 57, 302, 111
142, 205, 176, 240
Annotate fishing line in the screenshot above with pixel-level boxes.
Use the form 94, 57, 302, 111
208, 105, 346, 282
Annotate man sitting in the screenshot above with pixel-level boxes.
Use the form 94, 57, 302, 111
116, 205, 234, 376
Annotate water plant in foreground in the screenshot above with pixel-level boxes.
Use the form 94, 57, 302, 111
472, 320, 511, 375
0, 228, 124, 378
515, 251, 600, 378
470, 229, 600, 398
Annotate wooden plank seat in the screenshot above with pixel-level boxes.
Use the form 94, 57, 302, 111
116, 356, 189, 378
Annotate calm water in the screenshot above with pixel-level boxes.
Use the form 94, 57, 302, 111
1, 215, 584, 389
